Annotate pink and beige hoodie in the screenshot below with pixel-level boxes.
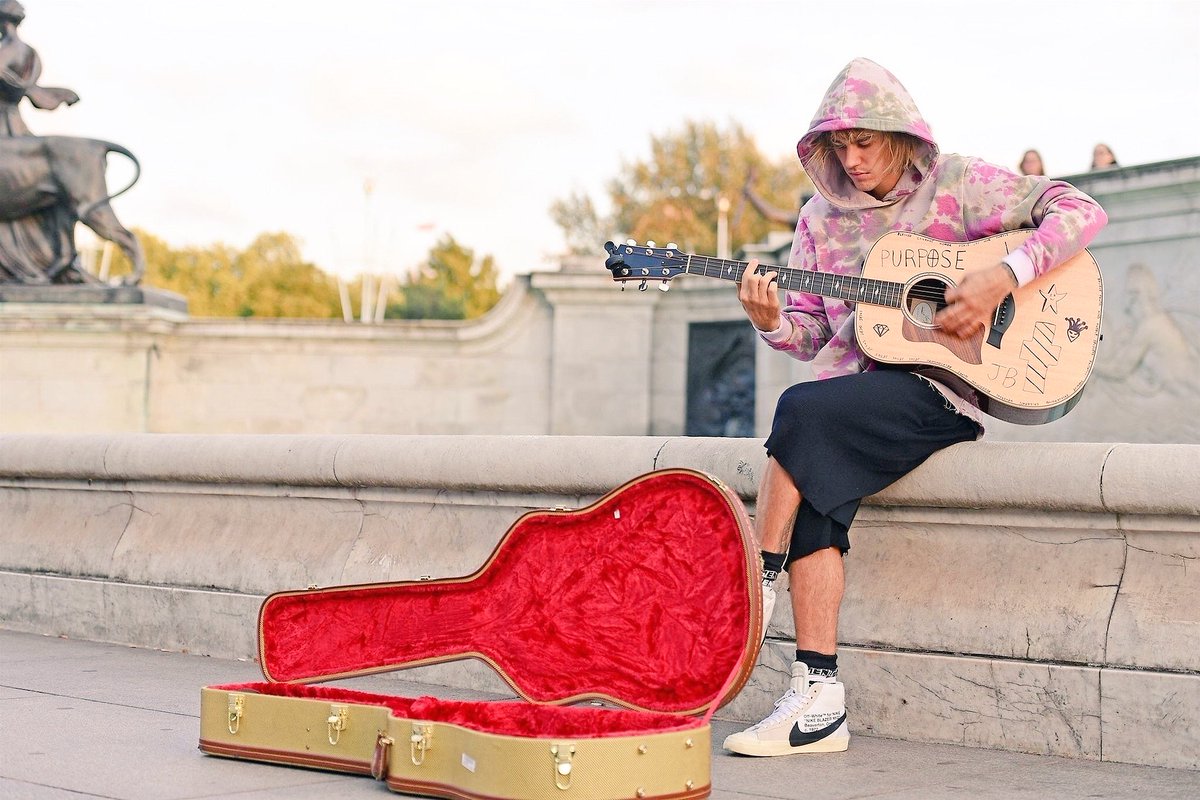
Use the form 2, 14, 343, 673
758, 58, 1108, 425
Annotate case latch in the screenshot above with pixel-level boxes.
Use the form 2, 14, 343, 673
227, 693, 245, 735
410, 722, 434, 766
550, 743, 575, 790
327, 704, 349, 745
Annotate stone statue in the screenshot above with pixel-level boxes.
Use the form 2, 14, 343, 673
0, 0, 145, 285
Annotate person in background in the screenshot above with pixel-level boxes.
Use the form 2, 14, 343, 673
1091, 143, 1118, 170
1019, 149, 1045, 176
721, 57, 1107, 758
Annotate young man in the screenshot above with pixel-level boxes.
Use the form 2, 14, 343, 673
722, 58, 1107, 757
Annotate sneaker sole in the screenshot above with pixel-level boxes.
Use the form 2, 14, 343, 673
723, 730, 849, 757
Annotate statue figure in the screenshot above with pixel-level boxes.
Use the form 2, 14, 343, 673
0, 0, 78, 133
0, 0, 145, 285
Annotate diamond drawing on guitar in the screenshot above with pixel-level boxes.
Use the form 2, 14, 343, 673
873, 323, 889, 337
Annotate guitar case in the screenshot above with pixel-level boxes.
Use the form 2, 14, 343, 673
199, 468, 762, 799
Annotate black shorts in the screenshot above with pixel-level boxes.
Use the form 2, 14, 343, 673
764, 370, 979, 564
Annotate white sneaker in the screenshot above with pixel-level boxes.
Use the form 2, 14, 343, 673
760, 581, 777, 644
723, 661, 849, 756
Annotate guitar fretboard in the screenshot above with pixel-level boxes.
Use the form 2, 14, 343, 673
684, 254, 904, 309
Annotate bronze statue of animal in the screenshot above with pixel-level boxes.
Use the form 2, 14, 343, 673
0, 135, 145, 283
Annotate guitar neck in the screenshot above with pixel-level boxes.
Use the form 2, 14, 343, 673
684, 253, 904, 309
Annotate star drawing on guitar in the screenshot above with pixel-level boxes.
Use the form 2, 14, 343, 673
1040, 284, 1067, 314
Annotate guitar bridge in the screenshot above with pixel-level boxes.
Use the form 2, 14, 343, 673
986, 294, 1015, 349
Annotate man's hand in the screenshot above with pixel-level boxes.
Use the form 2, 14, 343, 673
738, 258, 782, 332
937, 263, 1018, 338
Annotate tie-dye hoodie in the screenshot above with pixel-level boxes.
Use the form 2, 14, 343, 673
758, 58, 1108, 425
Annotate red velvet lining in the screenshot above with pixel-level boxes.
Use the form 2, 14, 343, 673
259, 470, 756, 713
214, 682, 702, 738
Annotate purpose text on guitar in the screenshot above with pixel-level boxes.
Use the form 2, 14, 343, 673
604, 230, 1103, 425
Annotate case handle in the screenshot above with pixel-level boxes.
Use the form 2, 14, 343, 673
371, 733, 393, 780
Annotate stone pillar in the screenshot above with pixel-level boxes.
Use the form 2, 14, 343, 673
530, 271, 662, 435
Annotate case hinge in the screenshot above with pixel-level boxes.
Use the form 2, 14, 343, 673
227, 693, 245, 735
410, 722, 434, 766
550, 742, 575, 790
327, 704, 349, 745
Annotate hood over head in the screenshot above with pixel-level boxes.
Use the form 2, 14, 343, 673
798, 58, 939, 209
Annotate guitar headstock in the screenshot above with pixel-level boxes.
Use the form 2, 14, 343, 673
604, 240, 688, 291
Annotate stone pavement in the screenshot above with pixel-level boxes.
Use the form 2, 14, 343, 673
1, 630, 1196, 800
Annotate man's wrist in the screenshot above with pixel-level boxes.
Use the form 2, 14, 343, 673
1001, 250, 1036, 287
755, 317, 783, 336
999, 262, 1019, 288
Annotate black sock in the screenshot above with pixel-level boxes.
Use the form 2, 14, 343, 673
795, 649, 837, 679
761, 550, 787, 584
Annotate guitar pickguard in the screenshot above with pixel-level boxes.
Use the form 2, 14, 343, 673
901, 317, 984, 365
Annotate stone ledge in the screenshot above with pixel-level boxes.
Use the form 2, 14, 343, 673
1, 435, 1197, 516
0, 284, 188, 312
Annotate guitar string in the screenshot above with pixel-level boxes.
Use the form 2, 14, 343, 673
661, 257, 950, 305
616, 249, 949, 298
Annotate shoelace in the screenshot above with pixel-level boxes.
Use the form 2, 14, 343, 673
746, 685, 814, 731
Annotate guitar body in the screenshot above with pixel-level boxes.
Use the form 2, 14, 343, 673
856, 230, 1103, 424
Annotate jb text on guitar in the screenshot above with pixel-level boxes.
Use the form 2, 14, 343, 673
604, 230, 1103, 425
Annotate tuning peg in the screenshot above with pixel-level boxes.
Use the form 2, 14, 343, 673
638, 280, 648, 292
658, 282, 670, 292
645, 241, 656, 248
626, 238, 637, 246
666, 242, 678, 250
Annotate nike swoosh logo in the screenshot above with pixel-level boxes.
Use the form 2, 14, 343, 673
789, 713, 847, 747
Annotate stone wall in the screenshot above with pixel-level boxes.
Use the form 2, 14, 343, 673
0, 434, 1196, 770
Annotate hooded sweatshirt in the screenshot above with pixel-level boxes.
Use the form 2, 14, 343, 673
758, 58, 1108, 425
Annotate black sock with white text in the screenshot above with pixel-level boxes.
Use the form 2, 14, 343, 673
795, 649, 837, 680
761, 550, 786, 584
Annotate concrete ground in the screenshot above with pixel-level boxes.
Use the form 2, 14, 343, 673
1, 629, 1196, 800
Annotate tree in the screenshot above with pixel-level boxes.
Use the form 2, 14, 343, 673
230, 233, 342, 318
553, 120, 813, 257
389, 234, 501, 320
100, 229, 342, 318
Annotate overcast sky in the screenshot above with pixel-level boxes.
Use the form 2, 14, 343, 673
22, 0, 1200, 281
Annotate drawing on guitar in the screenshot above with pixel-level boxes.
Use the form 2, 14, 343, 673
603, 230, 1104, 425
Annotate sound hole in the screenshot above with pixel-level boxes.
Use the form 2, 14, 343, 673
904, 276, 949, 328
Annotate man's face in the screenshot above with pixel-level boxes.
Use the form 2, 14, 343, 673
833, 130, 903, 200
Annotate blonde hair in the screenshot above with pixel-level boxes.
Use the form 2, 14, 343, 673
809, 129, 919, 184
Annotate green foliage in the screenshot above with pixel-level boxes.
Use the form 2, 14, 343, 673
105, 229, 342, 318
101, 229, 501, 321
388, 234, 501, 320
553, 120, 812, 256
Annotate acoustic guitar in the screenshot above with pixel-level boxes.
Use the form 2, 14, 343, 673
604, 230, 1103, 425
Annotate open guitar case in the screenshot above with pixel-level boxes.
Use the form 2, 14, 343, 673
199, 468, 763, 799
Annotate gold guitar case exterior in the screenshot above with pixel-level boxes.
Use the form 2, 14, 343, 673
199, 468, 762, 799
